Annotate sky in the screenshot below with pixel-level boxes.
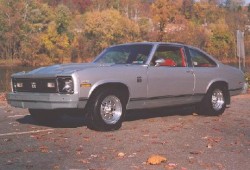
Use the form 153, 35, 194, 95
246, 0, 250, 4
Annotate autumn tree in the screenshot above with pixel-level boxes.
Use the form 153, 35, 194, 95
192, 1, 225, 24
82, 9, 140, 58
0, 0, 27, 60
182, 0, 194, 19
0, 0, 249, 66
41, 22, 70, 63
55, 4, 71, 34
224, 0, 245, 11
205, 19, 235, 59
151, 0, 181, 41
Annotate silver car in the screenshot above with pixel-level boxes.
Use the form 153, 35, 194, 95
8, 42, 245, 131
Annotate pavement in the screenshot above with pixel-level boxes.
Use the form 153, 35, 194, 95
0, 93, 249, 170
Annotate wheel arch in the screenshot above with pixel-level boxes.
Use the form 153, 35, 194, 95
88, 82, 130, 105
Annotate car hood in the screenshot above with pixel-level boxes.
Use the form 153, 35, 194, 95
12, 63, 107, 78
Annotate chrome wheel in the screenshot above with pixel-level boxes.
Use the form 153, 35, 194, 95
100, 95, 122, 124
211, 89, 225, 111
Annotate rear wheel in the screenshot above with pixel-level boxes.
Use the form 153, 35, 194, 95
29, 109, 63, 124
197, 86, 227, 116
86, 88, 126, 131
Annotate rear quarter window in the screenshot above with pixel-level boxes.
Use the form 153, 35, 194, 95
189, 48, 217, 67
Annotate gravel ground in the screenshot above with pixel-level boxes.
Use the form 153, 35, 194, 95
0, 93, 249, 170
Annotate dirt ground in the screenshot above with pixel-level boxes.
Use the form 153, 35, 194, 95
0, 92, 249, 170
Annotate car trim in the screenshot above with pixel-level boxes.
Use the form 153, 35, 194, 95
79, 97, 88, 101
229, 87, 243, 92
130, 93, 204, 101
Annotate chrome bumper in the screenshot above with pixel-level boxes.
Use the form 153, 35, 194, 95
229, 88, 244, 96
7, 92, 87, 109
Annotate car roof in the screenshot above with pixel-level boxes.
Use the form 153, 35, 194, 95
109, 42, 187, 48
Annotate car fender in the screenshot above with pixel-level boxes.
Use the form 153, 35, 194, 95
206, 78, 229, 93
88, 79, 131, 99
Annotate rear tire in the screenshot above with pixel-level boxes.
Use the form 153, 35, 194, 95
196, 86, 227, 116
86, 88, 126, 131
29, 109, 63, 124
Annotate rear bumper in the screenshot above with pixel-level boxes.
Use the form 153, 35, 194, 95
229, 87, 244, 96
7, 92, 87, 109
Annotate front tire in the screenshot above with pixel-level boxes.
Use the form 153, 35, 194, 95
197, 86, 227, 116
86, 89, 126, 131
29, 109, 63, 124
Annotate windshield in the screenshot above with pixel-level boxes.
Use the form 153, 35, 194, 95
94, 44, 153, 65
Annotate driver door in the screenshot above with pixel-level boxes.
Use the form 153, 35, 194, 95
146, 45, 195, 107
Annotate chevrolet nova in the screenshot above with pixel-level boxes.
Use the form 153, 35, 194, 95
8, 42, 245, 131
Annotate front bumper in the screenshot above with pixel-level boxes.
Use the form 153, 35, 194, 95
7, 92, 87, 109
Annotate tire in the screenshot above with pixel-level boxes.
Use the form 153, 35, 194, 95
29, 109, 63, 124
86, 88, 126, 131
196, 86, 227, 116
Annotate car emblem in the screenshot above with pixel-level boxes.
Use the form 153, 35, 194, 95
31, 82, 36, 88
137, 76, 142, 83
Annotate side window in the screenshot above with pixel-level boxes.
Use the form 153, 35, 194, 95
151, 46, 187, 67
189, 49, 217, 67
132, 53, 148, 64
97, 51, 129, 64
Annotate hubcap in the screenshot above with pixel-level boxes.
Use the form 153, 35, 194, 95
100, 95, 122, 124
211, 89, 225, 111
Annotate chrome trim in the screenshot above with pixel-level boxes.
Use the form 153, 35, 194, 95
211, 89, 225, 111
7, 92, 86, 109
100, 95, 122, 124
127, 94, 204, 109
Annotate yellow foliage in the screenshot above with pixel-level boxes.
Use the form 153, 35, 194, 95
41, 22, 70, 61
82, 9, 140, 56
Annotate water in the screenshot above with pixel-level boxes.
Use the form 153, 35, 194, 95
0, 66, 35, 92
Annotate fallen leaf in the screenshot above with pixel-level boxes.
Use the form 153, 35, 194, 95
39, 146, 49, 153
166, 163, 178, 169
23, 148, 35, 153
6, 160, 13, 165
3, 138, 12, 142
78, 159, 90, 164
90, 154, 98, 158
147, 155, 167, 165
215, 163, 225, 170
202, 136, 209, 139
130, 165, 140, 169
128, 153, 137, 158
207, 143, 213, 149
118, 152, 125, 157
83, 136, 90, 141
189, 151, 202, 155
188, 156, 195, 164
53, 165, 60, 169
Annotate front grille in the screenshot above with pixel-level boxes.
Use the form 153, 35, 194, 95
12, 78, 57, 93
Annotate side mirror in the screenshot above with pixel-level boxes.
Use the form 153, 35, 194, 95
155, 58, 165, 66
193, 61, 198, 66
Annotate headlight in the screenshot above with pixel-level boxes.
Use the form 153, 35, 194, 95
57, 77, 74, 94
12, 78, 22, 92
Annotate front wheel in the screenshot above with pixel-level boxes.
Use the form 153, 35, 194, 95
196, 86, 227, 116
86, 89, 126, 131
29, 109, 63, 124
